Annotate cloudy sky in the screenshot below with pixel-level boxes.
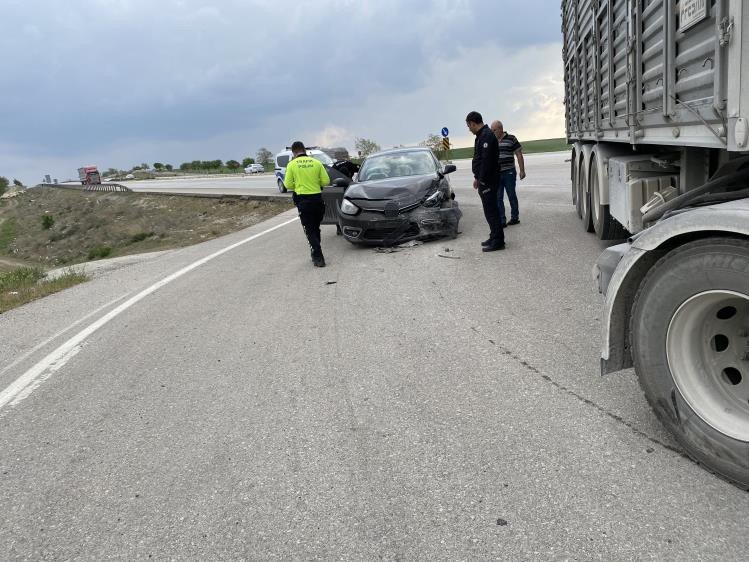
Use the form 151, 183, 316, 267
1, 0, 565, 184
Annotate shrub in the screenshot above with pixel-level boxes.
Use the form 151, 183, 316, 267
87, 245, 112, 260
41, 214, 55, 229
128, 231, 153, 244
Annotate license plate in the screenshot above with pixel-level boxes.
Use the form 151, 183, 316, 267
679, 0, 708, 32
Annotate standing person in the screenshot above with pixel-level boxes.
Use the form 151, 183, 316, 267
284, 141, 331, 267
466, 111, 504, 251
490, 120, 526, 226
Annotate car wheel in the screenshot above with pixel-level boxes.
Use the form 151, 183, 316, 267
277, 179, 287, 193
631, 237, 749, 489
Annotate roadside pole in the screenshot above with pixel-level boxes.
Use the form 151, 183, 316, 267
441, 127, 450, 163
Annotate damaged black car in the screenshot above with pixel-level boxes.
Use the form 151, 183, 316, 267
336, 147, 461, 246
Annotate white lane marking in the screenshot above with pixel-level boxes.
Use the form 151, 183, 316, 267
0, 294, 130, 379
0, 216, 298, 410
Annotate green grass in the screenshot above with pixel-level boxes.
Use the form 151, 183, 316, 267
0, 267, 87, 314
439, 137, 570, 160
0, 217, 17, 252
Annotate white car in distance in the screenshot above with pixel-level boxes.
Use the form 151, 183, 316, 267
244, 164, 265, 174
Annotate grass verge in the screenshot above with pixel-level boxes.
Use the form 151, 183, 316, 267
0, 267, 87, 314
440, 137, 570, 160
0, 189, 292, 311
0, 189, 293, 267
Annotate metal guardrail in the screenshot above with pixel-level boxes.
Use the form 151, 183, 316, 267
36, 183, 131, 192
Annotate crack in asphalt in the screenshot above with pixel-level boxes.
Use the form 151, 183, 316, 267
469, 326, 692, 462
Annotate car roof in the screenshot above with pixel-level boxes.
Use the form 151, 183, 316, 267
367, 147, 433, 158
276, 148, 326, 156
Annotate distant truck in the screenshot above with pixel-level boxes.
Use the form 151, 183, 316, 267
563, 0, 749, 487
77, 166, 102, 186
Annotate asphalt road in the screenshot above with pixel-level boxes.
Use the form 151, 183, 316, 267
2, 152, 748, 560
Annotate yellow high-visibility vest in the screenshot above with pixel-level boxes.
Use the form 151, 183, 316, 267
284, 156, 330, 195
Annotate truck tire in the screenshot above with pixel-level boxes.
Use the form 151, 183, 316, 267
576, 158, 586, 222
580, 179, 594, 233
631, 237, 749, 489
590, 159, 628, 240
571, 149, 578, 208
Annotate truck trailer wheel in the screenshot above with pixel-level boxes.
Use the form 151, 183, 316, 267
580, 181, 594, 233
571, 149, 578, 209
590, 159, 628, 240
577, 159, 589, 225
631, 238, 749, 489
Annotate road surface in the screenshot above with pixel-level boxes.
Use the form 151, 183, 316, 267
2, 152, 748, 560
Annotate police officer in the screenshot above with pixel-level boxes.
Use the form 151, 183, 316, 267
466, 111, 504, 251
284, 141, 331, 267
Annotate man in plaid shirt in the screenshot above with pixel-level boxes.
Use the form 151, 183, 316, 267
491, 121, 526, 226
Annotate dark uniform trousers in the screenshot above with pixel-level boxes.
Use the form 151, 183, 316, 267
478, 183, 505, 245
293, 192, 325, 257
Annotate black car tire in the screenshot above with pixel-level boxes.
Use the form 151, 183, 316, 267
631, 238, 749, 489
277, 179, 287, 194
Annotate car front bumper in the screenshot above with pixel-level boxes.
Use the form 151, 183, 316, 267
339, 204, 462, 246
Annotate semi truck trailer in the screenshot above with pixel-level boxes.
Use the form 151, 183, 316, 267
563, 0, 749, 487
77, 165, 101, 186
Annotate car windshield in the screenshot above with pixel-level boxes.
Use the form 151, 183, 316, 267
358, 151, 436, 181
311, 152, 334, 166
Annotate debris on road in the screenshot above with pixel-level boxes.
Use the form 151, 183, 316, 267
438, 247, 461, 259
375, 240, 423, 253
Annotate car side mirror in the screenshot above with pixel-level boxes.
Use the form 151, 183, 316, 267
443, 164, 457, 174
332, 177, 350, 187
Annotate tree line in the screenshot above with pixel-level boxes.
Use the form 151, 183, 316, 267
152, 147, 274, 173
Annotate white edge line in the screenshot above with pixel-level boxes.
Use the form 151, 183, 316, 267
0, 293, 131, 379
0, 216, 298, 411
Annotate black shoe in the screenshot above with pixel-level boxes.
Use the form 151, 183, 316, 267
482, 243, 505, 252
312, 254, 326, 267
507, 218, 520, 226
481, 238, 493, 247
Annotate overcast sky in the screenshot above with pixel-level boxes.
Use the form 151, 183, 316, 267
1, 0, 565, 183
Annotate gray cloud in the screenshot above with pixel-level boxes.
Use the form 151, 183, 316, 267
1, 0, 563, 182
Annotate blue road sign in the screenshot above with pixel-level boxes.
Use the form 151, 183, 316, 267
441, 127, 449, 137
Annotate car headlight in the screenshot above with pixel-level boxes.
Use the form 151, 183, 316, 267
340, 199, 360, 215
423, 191, 443, 207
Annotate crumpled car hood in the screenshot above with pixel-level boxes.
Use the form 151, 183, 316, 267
345, 175, 438, 210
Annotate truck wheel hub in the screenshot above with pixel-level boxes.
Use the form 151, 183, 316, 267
666, 290, 749, 441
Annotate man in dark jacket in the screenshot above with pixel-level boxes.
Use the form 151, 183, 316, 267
466, 111, 504, 251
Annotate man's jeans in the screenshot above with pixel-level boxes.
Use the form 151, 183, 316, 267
498, 169, 519, 224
